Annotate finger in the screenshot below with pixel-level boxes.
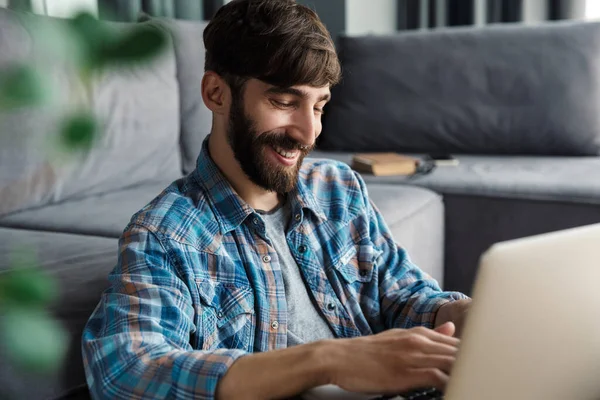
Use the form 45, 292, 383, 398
402, 332, 458, 356
434, 321, 455, 337
412, 327, 460, 347
418, 340, 459, 357
407, 368, 450, 392
408, 354, 456, 374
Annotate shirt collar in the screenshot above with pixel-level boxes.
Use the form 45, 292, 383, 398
193, 137, 327, 234
192, 138, 254, 235
291, 171, 327, 223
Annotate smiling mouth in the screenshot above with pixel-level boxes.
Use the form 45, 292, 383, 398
272, 145, 299, 160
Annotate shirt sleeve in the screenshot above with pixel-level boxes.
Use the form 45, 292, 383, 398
82, 224, 246, 400
353, 172, 469, 329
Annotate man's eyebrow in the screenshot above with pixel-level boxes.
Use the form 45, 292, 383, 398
319, 92, 331, 102
265, 86, 331, 102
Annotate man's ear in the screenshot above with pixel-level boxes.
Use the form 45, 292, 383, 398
201, 71, 230, 116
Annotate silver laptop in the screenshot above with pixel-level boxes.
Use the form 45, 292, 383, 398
304, 223, 600, 400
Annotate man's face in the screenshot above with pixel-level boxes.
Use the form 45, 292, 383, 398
227, 79, 331, 194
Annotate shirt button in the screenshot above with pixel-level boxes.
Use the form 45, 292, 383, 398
294, 214, 301, 221
263, 255, 271, 263
252, 218, 259, 225
359, 269, 368, 277
271, 321, 279, 330
217, 311, 223, 319
327, 303, 336, 311
298, 245, 307, 253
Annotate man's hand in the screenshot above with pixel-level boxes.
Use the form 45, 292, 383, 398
326, 323, 459, 395
435, 299, 471, 337
217, 323, 460, 399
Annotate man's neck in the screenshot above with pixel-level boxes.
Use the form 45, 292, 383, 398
208, 132, 282, 212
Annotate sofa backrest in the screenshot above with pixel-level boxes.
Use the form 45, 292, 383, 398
0, 8, 181, 216
320, 20, 600, 156
152, 18, 212, 176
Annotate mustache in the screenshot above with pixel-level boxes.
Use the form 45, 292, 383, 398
255, 132, 315, 153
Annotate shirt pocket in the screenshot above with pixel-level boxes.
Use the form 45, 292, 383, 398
195, 279, 255, 351
333, 242, 381, 284
331, 242, 383, 330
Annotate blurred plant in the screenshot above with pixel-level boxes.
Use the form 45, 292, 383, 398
0, 9, 167, 394
0, 248, 65, 373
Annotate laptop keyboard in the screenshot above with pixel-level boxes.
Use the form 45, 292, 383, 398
373, 387, 444, 400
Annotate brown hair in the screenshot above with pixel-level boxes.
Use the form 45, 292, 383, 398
203, 0, 341, 92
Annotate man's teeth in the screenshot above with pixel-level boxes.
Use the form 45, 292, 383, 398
273, 146, 297, 159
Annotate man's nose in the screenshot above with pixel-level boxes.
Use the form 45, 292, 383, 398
289, 106, 319, 147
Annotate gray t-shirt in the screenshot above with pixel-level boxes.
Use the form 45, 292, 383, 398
258, 201, 335, 346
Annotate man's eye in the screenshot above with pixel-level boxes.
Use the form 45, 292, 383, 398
314, 107, 325, 114
271, 99, 293, 108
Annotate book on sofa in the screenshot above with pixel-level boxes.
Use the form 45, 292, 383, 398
351, 153, 418, 176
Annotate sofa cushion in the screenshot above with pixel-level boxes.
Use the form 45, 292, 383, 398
151, 17, 212, 175
311, 151, 600, 205
320, 20, 600, 156
0, 8, 182, 217
0, 179, 173, 238
365, 183, 444, 285
0, 228, 117, 400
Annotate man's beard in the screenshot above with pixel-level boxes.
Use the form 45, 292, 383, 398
227, 94, 314, 194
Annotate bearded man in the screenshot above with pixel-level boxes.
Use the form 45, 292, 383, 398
82, 1, 470, 399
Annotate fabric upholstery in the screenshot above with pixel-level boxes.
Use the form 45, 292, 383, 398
366, 183, 445, 285
152, 17, 212, 174
0, 228, 117, 400
310, 151, 600, 204
0, 179, 174, 238
320, 20, 600, 156
0, 8, 181, 217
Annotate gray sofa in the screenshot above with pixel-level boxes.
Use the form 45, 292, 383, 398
0, 6, 598, 399
316, 20, 600, 294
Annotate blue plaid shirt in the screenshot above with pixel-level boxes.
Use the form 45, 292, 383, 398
82, 140, 467, 400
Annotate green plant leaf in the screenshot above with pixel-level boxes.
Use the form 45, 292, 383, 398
66, 13, 167, 71
0, 264, 57, 308
59, 111, 98, 151
67, 12, 118, 70
100, 25, 168, 66
0, 65, 48, 109
1, 308, 68, 373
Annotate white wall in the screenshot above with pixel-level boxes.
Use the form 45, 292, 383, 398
47, 0, 97, 17
30, 0, 97, 17
346, 0, 397, 36
586, 0, 600, 20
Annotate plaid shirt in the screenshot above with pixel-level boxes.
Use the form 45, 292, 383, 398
82, 140, 467, 400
